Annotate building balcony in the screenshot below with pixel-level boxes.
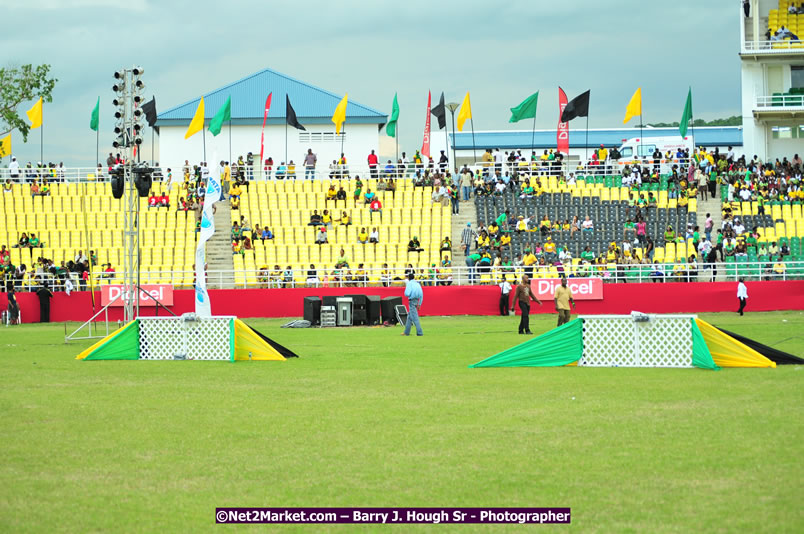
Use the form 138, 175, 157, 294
753, 93, 804, 118
742, 39, 804, 57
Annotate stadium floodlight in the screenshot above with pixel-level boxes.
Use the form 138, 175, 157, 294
113, 82, 125, 92
132, 66, 144, 76
112, 134, 126, 148
134, 79, 145, 90
114, 70, 125, 79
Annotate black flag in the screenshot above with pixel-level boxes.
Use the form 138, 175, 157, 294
560, 90, 591, 123
286, 95, 305, 131
141, 97, 159, 134
431, 91, 446, 130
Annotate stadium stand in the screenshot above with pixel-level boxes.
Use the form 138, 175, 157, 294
768, 1, 804, 47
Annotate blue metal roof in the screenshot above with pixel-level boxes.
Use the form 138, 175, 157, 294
449, 126, 743, 150
156, 67, 387, 126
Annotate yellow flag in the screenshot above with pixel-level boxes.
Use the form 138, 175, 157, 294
332, 94, 348, 135
457, 92, 472, 131
185, 97, 205, 139
0, 134, 10, 158
27, 97, 43, 129
623, 87, 642, 124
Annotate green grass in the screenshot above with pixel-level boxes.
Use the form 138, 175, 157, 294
1, 312, 802, 533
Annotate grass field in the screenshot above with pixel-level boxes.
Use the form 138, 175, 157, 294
1, 311, 802, 533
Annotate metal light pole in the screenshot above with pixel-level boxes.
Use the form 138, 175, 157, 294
447, 102, 460, 173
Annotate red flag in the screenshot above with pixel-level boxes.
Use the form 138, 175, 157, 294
421, 90, 432, 159
557, 87, 569, 154
259, 93, 273, 166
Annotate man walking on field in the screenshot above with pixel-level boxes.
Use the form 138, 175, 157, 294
737, 277, 748, 316
511, 274, 542, 334
554, 277, 576, 326
402, 272, 424, 336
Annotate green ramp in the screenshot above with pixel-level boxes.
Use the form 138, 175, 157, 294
691, 318, 719, 370
78, 320, 140, 361
470, 318, 583, 368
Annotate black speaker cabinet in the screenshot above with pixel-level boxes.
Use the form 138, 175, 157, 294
344, 294, 367, 310
303, 296, 321, 325
352, 309, 367, 326
322, 295, 338, 307
366, 295, 381, 325
381, 296, 403, 324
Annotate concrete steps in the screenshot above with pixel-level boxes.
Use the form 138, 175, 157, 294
450, 199, 477, 260
206, 200, 235, 289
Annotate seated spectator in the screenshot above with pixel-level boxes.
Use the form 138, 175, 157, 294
386, 178, 397, 197
270, 265, 283, 287
369, 198, 382, 220
440, 236, 452, 252
769, 241, 779, 256
357, 227, 369, 244
364, 188, 375, 204
28, 233, 40, 248
178, 197, 188, 211
369, 227, 379, 244
664, 226, 675, 242
103, 263, 116, 280
306, 264, 319, 287
30, 181, 40, 197
773, 256, 786, 279
336, 185, 347, 201
338, 211, 351, 226
287, 161, 296, 178
326, 184, 338, 202
780, 242, 791, 257
231, 222, 242, 242
408, 236, 424, 253
543, 237, 558, 263
3, 180, 12, 193
335, 248, 349, 269
257, 266, 270, 288
322, 210, 332, 227
15, 233, 29, 248
148, 193, 159, 208
230, 195, 240, 210
380, 263, 392, 287
40, 181, 51, 196
315, 226, 328, 245
582, 216, 594, 232
355, 264, 368, 286
243, 236, 253, 250
159, 192, 170, 207
262, 227, 274, 240
308, 210, 323, 226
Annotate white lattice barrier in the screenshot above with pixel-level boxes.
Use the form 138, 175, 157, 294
578, 313, 696, 368
138, 315, 233, 360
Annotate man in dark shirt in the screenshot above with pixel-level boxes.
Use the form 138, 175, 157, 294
511, 274, 542, 334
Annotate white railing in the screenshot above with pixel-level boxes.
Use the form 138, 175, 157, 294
743, 39, 804, 53
0, 159, 701, 185
755, 94, 804, 109
5, 260, 802, 293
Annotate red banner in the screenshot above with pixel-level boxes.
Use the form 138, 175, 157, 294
259, 93, 272, 166
532, 278, 603, 300
101, 284, 174, 307
421, 90, 431, 159
557, 87, 569, 154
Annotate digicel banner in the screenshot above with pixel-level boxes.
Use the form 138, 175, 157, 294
101, 285, 174, 307
532, 278, 603, 300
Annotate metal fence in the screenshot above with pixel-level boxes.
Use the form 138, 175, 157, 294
5, 260, 802, 293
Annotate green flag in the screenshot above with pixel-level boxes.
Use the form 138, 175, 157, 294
679, 88, 693, 138
209, 96, 231, 136
386, 93, 399, 137
508, 91, 539, 123
90, 97, 99, 132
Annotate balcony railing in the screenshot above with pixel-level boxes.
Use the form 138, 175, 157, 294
743, 39, 804, 53
755, 94, 804, 109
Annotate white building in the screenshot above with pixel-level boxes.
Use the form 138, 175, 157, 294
740, 0, 804, 161
155, 68, 387, 174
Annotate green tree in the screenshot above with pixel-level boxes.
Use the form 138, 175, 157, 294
0, 64, 58, 141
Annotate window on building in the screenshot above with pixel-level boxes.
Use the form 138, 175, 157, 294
770, 126, 803, 139
298, 132, 344, 143
792, 66, 804, 89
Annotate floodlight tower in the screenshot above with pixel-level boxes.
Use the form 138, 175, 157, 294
111, 67, 148, 322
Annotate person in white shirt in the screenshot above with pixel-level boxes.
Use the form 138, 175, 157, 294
733, 219, 745, 235
499, 278, 512, 316
369, 228, 379, 243
9, 157, 20, 180
737, 278, 748, 316
739, 187, 752, 201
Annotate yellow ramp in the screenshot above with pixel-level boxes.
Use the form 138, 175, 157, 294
695, 319, 776, 368
233, 319, 286, 361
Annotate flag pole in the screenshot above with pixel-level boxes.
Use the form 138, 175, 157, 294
40, 105, 44, 165
340, 121, 346, 157
202, 125, 207, 163
150, 128, 154, 165
470, 118, 476, 164
585, 115, 589, 164
96, 128, 100, 168
690, 88, 696, 157
228, 118, 232, 164
531, 113, 536, 154
285, 120, 288, 164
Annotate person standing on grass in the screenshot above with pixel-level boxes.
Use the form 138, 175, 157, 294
511, 274, 542, 335
554, 277, 576, 326
402, 272, 424, 336
737, 277, 748, 316
498, 278, 512, 316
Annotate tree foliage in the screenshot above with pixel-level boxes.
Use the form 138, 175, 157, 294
0, 64, 58, 141
649, 115, 743, 128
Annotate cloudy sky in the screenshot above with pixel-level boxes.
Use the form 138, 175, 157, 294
3, 0, 741, 166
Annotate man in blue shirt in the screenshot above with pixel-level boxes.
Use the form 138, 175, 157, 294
402, 273, 424, 336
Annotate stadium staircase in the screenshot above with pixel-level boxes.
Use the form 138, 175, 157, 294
206, 200, 235, 289
449, 200, 477, 260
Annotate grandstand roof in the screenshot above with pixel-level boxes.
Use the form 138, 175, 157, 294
156, 68, 388, 127
449, 126, 743, 150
